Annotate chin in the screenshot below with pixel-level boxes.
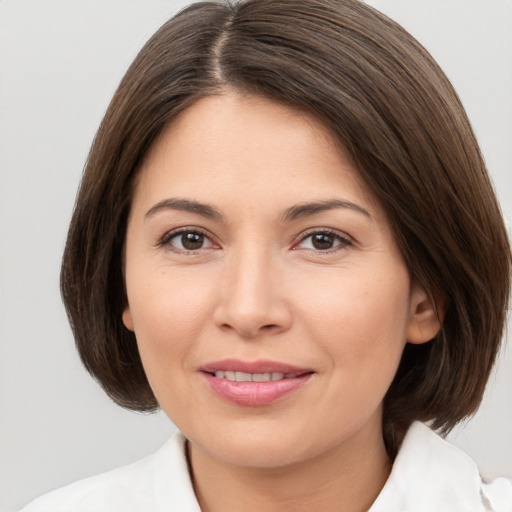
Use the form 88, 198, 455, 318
187, 419, 313, 468
208, 440, 306, 469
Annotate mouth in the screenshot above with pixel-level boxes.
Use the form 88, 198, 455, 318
199, 359, 314, 406
209, 370, 307, 382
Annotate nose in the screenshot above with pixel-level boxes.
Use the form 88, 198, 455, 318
213, 248, 293, 339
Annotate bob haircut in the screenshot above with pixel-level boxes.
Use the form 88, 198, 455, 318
61, 0, 511, 455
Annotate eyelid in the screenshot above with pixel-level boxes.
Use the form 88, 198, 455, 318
158, 226, 220, 252
292, 228, 354, 252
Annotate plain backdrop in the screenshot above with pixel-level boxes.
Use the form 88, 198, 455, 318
1, 1, 511, 511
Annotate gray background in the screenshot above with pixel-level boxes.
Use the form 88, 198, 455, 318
1, 1, 511, 511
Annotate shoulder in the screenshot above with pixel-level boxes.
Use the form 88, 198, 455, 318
370, 422, 512, 512
20, 432, 201, 512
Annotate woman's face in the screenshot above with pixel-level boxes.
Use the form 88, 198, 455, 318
123, 92, 436, 468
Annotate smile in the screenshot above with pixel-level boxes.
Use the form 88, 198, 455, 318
212, 371, 302, 382
200, 360, 314, 406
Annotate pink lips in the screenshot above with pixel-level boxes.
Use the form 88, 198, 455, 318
199, 359, 313, 406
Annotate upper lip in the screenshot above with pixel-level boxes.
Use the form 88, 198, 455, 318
199, 359, 313, 375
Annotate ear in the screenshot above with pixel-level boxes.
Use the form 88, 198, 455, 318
406, 283, 444, 344
122, 305, 135, 332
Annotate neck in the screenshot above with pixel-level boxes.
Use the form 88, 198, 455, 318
188, 421, 391, 512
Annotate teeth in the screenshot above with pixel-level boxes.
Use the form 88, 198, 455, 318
252, 373, 270, 382
235, 371, 252, 382
213, 371, 293, 382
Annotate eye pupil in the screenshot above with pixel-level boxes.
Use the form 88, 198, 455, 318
182, 232, 204, 250
312, 233, 334, 250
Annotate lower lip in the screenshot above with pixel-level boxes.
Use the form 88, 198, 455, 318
201, 373, 313, 406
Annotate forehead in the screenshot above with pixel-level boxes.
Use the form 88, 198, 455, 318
133, 92, 380, 216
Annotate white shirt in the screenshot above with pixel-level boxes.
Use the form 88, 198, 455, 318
21, 422, 512, 512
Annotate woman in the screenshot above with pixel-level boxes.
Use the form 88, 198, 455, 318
21, 0, 511, 511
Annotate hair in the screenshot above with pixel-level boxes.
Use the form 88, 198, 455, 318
61, 0, 511, 456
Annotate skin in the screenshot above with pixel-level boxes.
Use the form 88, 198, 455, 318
122, 91, 442, 512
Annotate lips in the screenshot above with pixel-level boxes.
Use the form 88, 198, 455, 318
200, 358, 311, 374
199, 359, 314, 406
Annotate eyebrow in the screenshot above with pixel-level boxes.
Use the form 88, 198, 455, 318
145, 198, 224, 220
145, 197, 372, 222
282, 199, 372, 221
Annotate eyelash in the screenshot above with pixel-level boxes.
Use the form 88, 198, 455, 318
293, 229, 353, 253
158, 228, 353, 254
158, 228, 217, 254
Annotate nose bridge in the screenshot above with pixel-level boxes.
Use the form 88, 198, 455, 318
214, 243, 291, 337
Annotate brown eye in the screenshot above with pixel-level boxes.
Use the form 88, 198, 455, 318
296, 230, 352, 252
164, 230, 214, 252
181, 232, 205, 250
311, 233, 335, 250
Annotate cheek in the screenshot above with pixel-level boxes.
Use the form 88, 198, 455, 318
302, 265, 411, 371
125, 266, 217, 375
126, 271, 216, 420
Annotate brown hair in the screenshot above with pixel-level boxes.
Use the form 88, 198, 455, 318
61, 0, 511, 455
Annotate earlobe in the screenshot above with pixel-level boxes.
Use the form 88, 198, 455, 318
406, 284, 444, 344
122, 306, 135, 332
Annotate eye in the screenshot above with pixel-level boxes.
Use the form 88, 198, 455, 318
295, 230, 352, 252
160, 229, 216, 252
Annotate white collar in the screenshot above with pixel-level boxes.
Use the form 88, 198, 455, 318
369, 421, 512, 511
